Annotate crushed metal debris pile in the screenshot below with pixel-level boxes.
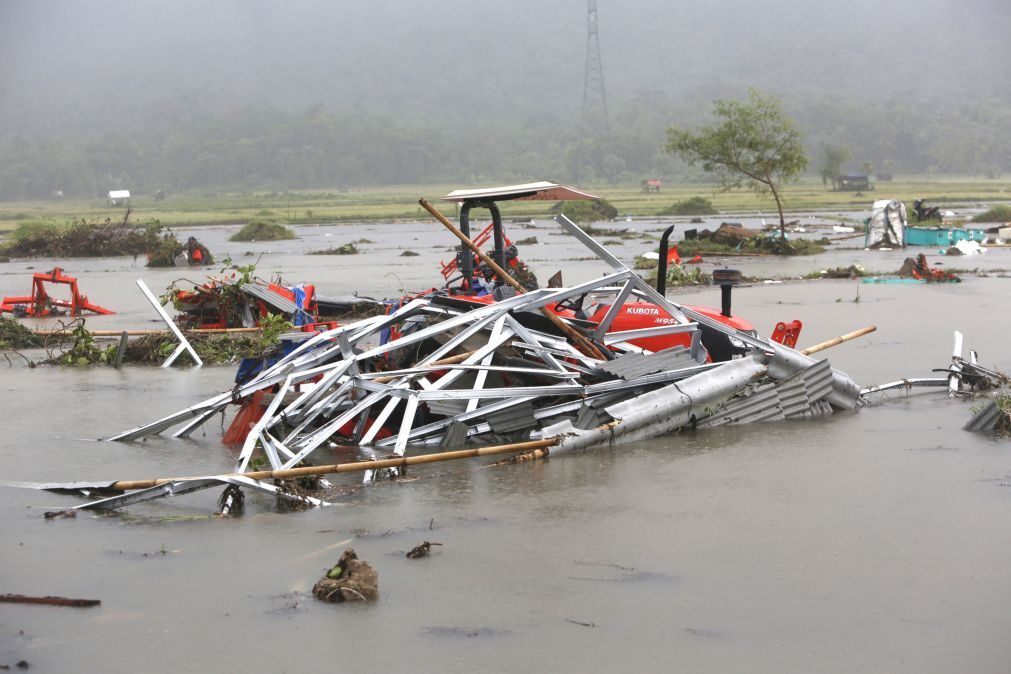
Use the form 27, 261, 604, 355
3, 183, 1005, 524
15, 212, 864, 513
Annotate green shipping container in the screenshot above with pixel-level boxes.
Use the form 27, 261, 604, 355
904, 226, 986, 246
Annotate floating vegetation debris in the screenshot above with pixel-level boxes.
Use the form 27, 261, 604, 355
0, 316, 42, 349
642, 263, 713, 287
45, 320, 117, 365
805, 265, 868, 279
34, 314, 291, 367
553, 198, 618, 223
0, 210, 184, 266
676, 224, 826, 256
313, 549, 379, 603
997, 395, 1011, 436
308, 243, 359, 255
582, 224, 643, 240
230, 220, 296, 242
971, 205, 1011, 223
122, 331, 276, 366
659, 196, 718, 216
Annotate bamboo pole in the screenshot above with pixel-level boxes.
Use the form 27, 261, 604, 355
373, 349, 476, 383
101, 437, 560, 492
800, 326, 876, 355
0, 594, 100, 608
418, 198, 606, 360
34, 327, 263, 337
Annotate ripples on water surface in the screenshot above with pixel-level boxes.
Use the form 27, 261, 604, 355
1, 223, 1010, 672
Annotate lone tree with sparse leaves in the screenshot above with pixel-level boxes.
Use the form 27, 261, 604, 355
665, 89, 807, 240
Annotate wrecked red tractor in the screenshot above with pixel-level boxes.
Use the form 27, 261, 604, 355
0, 267, 114, 317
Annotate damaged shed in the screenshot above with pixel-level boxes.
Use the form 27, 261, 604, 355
19, 195, 862, 513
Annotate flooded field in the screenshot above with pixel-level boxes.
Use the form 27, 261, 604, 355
2, 214, 1010, 673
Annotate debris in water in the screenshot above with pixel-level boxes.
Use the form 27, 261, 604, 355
43, 510, 76, 520
216, 484, 245, 516
406, 541, 442, 559
11, 184, 866, 513
274, 476, 324, 512
862, 332, 1008, 415
1, 267, 114, 317
312, 548, 378, 602
0, 594, 100, 608
896, 253, 960, 282
0, 317, 42, 349
964, 395, 1011, 436
865, 199, 907, 248
230, 220, 296, 242
423, 626, 503, 638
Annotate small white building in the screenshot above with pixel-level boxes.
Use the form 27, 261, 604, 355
108, 190, 131, 206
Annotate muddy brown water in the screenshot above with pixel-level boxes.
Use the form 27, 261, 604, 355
2, 217, 1010, 672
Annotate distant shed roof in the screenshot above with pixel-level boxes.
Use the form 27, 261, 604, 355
108, 190, 131, 199
440, 181, 600, 203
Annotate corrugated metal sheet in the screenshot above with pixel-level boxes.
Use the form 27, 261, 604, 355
700, 358, 837, 426
596, 346, 697, 380
805, 400, 835, 418
485, 401, 537, 434
779, 359, 834, 418
242, 284, 298, 313
698, 383, 783, 427
575, 403, 612, 429
426, 399, 468, 417
776, 377, 812, 417
799, 359, 834, 405
439, 420, 470, 448
963, 400, 1000, 433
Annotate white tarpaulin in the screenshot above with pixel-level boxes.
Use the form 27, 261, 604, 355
864, 199, 906, 248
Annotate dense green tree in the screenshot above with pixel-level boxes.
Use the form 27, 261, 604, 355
665, 89, 807, 238
818, 143, 851, 190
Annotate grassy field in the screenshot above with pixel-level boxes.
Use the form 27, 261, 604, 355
2, 176, 1010, 234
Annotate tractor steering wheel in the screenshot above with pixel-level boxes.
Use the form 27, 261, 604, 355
553, 293, 586, 315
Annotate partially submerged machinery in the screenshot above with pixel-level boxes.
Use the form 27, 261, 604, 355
15, 184, 867, 513
0, 267, 114, 317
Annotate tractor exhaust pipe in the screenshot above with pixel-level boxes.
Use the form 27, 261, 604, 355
712, 268, 742, 317
656, 225, 677, 295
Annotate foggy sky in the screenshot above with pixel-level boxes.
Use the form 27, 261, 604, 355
2, 0, 1010, 138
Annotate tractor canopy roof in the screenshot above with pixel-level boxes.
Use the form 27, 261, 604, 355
440, 181, 600, 203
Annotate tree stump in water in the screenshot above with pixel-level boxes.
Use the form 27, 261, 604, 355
312, 548, 378, 603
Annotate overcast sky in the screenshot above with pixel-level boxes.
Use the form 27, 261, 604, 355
2, 0, 1010, 136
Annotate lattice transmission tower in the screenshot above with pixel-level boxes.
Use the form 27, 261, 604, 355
582, 0, 610, 134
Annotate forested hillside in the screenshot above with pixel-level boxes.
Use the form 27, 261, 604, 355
2, 0, 1009, 198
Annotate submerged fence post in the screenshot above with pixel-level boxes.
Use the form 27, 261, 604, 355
113, 330, 129, 369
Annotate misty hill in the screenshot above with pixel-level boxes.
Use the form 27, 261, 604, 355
1, 0, 1010, 197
